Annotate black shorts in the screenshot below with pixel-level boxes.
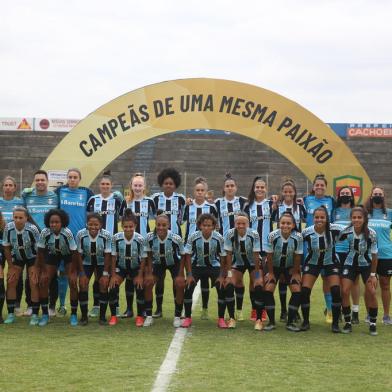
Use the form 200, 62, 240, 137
377, 259, 392, 277
303, 263, 340, 277
12, 258, 35, 269
192, 266, 220, 287
337, 252, 349, 267
341, 265, 371, 283
153, 263, 180, 280
272, 266, 294, 284
233, 262, 255, 274
0, 246, 4, 269
117, 267, 140, 280
45, 254, 72, 267
83, 264, 104, 279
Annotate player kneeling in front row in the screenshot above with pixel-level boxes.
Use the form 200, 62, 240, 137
224, 213, 265, 330
76, 213, 112, 326
182, 213, 230, 328
3, 207, 40, 325
264, 212, 303, 332
144, 212, 186, 328
339, 207, 379, 336
109, 209, 150, 327
32, 209, 79, 326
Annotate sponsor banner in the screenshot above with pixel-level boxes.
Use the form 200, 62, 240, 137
35, 118, 80, 132
47, 170, 68, 190
347, 124, 392, 138
0, 117, 33, 131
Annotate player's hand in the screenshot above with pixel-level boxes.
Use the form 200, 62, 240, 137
216, 276, 225, 289
109, 274, 121, 289
185, 275, 195, 288
99, 275, 109, 289
186, 197, 193, 206
39, 267, 49, 286
29, 266, 39, 285
7, 266, 19, 284
367, 275, 378, 290
134, 275, 144, 289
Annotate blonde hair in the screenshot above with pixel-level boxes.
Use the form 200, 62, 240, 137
127, 173, 147, 203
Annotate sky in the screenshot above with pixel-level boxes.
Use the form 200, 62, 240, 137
2, 0, 392, 122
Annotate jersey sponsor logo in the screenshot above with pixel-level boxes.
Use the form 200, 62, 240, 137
61, 199, 85, 207
343, 269, 349, 275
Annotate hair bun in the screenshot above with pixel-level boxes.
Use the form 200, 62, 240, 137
224, 172, 232, 180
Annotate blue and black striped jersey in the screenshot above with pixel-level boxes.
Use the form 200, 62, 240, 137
265, 229, 303, 268
111, 232, 147, 270
302, 224, 343, 266
0, 197, 24, 223
273, 202, 307, 232
183, 201, 218, 241
152, 192, 186, 237
37, 227, 77, 256
87, 193, 126, 235
244, 199, 274, 251
215, 196, 246, 236
127, 197, 156, 237
185, 231, 226, 268
338, 227, 377, 267
3, 221, 40, 262
145, 231, 185, 266
76, 228, 112, 266
224, 228, 260, 267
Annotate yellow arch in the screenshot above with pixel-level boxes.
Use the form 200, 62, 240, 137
42, 78, 371, 199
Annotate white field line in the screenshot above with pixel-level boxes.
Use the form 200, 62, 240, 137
151, 282, 201, 392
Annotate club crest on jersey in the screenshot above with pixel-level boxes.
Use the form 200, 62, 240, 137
343, 269, 349, 275
334, 175, 363, 204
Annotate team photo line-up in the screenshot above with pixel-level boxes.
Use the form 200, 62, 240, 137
0, 168, 391, 335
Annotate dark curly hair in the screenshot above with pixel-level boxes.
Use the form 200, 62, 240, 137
197, 213, 217, 229
157, 168, 181, 188
44, 209, 70, 228
121, 208, 138, 226
87, 212, 103, 224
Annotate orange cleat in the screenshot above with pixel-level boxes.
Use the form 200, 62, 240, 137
135, 316, 144, 327
181, 317, 193, 328
262, 309, 267, 322
217, 318, 228, 329
108, 316, 118, 326
250, 309, 257, 321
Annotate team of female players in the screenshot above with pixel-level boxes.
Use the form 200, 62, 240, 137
0, 167, 391, 336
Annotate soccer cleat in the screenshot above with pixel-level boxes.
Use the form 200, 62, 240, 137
79, 317, 88, 326
70, 314, 78, 326
227, 318, 236, 329
15, 307, 23, 317
57, 306, 67, 317
4, 313, 16, 324
29, 314, 40, 326
135, 316, 144, 327
279, 311, 287, 322
88, 306, 100, 318
173, 317, 182, 328
48, 308, 56, 317
300, 322, 310, 331
286, 323, 301, 332
200, 308, 209, 320
143, 316, 153, 327
181, 317, 192, 328
331, 323, 341, 333
342, 323, 352, 334
217, 318, 227, 329
254, 319, 263, 331
236, 310, 244, 321
108, 316, 118, 326
351, 312, 359, 325
325, 310, 333, 324
122, 309, 134, 318
369, 324, 378, 336
23, 307, 33, 317
38, 314, 49, 327
153, 309, 162, 318
261, 309, 267, 322
250, 309, 257, 321
382, 315, 392, 325
264, 322, 276, 331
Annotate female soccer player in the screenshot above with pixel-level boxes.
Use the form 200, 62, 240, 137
144, 213, 186, 327
0, 176, 25, 316
55, 168, 93, 316
0, 212, 5, 322
2, 207, 40, 325
152, 168, 186, 318
32, 209, 79, 326
224, 213, 265, 330
334, 187, 360, 323
242, 176, 274, 321
183, 177, 218, 320
339, 207, 378, 335
366, 186, 392, 325
123, 173, 156, 318
264, 212, 303, 332
76, 213, 112, 325
109, 209, 148, 327
183, 213, 230, 328
87, 172, 126, 318
303, 174, 336, 324
300, 206, 342, 333
272, 178, 306, 322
